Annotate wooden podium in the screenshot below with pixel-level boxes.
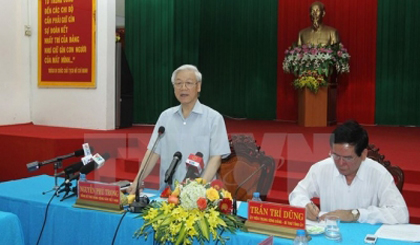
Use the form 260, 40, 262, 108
298, 72, 338, 127
298, 87, 328, 127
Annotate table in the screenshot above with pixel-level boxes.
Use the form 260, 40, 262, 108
0, 210, 25, 245
0, 175, 409, 245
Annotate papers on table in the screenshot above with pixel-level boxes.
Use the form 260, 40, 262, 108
374, 224, 420, 242
140, 192, 156, 198
236, 200, 242, 210
305, 211, 327, 226
306, 219, 326, 226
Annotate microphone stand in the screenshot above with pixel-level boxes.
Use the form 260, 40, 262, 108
130, 130, 164, 213
42, 159, 64, 195
57, 173, 78, 201
232, 163, 266, 217
58, 182, 78, 201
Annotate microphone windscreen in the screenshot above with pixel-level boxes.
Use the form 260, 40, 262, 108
80, 153, 110, 174
75, 146, 95, 157
195, 152, 203, 158
79, 161, 95, 174
74, 149, 85, 157
174, 151, 182, 159
64, 161, 84, 174
158, 126, 165, 134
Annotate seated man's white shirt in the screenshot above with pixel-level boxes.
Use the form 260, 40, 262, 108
147, 100, 230, 189
289, 157, 409, 224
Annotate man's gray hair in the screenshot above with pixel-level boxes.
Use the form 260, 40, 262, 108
171, 64, 202, 84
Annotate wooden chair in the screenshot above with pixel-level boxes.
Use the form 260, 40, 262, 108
218, 135, 276, 201
367, 144, 404, 193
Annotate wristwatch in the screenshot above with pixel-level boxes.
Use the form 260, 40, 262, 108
351, 209, 360, 221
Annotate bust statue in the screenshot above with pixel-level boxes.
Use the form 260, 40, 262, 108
297, 1, 340, 46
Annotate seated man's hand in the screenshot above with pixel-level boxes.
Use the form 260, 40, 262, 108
126, 182, 145, 195
305, 202, 320, 221
320, 210, 354, 222
126, 184, 136, 195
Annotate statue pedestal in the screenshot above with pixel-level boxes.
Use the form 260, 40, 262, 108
327, 73, 338, 126
298, 87, 328, 127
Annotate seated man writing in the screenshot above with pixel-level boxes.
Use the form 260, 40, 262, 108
289, 120, 409, 224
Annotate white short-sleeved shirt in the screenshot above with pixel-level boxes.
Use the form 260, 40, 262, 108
289, 157, 409, 224
147, 100, 231, 189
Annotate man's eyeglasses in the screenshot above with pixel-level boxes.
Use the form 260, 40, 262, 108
173, 81, 197, 89
329, 152, 356, 163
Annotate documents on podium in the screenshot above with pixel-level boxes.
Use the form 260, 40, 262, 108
245, 201, 310, 240
74, 179, 124, 213
374, 224, 420, 242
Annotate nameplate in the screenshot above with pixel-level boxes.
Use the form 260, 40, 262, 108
246, 201, 307, 240
74, 180, 123, 213
248, 201, 306, 229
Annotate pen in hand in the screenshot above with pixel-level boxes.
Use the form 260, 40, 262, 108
311, 201, 320, 222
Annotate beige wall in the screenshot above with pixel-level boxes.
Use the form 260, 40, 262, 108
0, 0, 31, 126
0, 0, 117, 130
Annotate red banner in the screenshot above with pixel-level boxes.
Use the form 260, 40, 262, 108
38, 0, 96, 87
248, 201, 306, 230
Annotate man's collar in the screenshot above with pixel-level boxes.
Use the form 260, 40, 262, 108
174, 100, 203, 116
333, 158, 367, 181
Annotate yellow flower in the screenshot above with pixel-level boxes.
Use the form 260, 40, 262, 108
195, 178, 207, 184
172, 206, 189, 222
185, 216, 196, 230
151, 219, 163, 230
135, 177, 246, 245
187, 228, 198, 237
207, 208, 220, 229
143, 208, 158, 220
161, 201, 175, 215
221, 189, 232, 200
169, 222, 182, 236
206, 187, 219, 201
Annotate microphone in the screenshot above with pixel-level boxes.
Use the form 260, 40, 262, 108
184, 152, 204, 180
26, 146, 93, 172
61, 152, 110, 185
164, 151, 183, 185
60, 146, 95, 176
80, 152, 110, 175
130, 126, 165, 213
232, 163, 267, 216
63, 161, 85, 175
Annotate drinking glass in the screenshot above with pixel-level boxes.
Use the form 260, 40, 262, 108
324, 215, 342, 241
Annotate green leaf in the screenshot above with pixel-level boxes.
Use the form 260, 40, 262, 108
142, 213, 166, 227
198, 215, 210, 241
175, 224, 187, 245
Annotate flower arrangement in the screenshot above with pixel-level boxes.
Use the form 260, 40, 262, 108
283, 43, 350, 93
134, 178, 246, 245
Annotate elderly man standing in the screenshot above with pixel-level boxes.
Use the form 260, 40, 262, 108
297, 1, 340, 46
129, 64, 230, 193
289, 120, 409, 224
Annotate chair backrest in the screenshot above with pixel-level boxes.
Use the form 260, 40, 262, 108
218, 135, 276, 201
367, 144, 404, 193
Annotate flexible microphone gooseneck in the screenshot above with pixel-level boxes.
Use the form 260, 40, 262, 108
232, 163, 267, 216
129, 126, 165, 213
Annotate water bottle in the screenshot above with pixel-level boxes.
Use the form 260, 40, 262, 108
79, 173, 86, 182
252, 192, 262, 201
293, 229, 308, 245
